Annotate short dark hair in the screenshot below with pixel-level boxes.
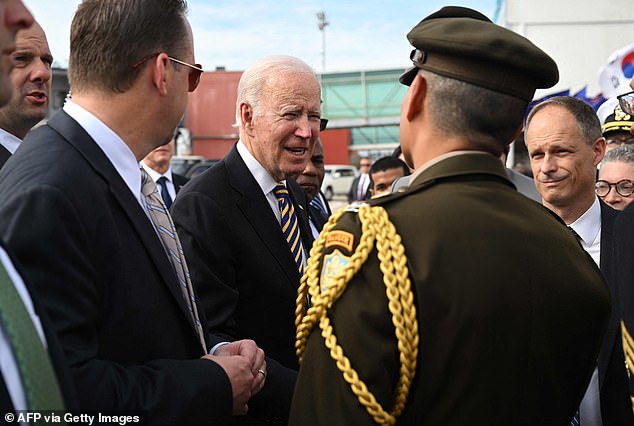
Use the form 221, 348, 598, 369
526, 96, 601, 146
369, 156, 411, 177
69, 0, 189, 93
421, 70, 528, 156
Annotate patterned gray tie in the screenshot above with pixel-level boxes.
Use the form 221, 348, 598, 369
141, 169, 206, 353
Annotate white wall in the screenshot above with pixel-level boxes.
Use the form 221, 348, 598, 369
503, 0, 634, 98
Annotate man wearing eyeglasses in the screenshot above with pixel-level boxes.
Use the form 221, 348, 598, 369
526, 95, 633, 425
0, 0, 266, 424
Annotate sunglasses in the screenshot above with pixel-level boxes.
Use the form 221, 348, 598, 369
617, 90, 634, 116
132, 53, 203, 92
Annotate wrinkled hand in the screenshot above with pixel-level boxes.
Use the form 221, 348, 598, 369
215, 339, 266, 394
206, 339, 267, 415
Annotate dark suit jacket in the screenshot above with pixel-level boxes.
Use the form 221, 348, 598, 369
0, 243, 78, 413
173, 172, 189, 193
308, 192, 331, 233
614, 202, 634, 404
291, 153, 610, 425
0, 110, 233, 425
347, 174, 371, 202
172, 143, 314, 423
0, 144, 10, 168
599, 202, 634, 424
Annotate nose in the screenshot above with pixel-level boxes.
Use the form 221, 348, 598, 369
294, 115, 314, 140
540, 153, 557, 174
602, 187, 622, 209
30, 59, 52, 85
303, 160, 317, 176
6, 1, 33, 32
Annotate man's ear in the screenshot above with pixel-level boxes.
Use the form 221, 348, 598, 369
592, 137, 606, 167
239, 102, 255, 136
151, 53, 170, 96
405, 73, 427, 122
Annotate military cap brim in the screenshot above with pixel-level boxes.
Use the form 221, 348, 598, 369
400, 6, 559, 102
602, 105, 633, 135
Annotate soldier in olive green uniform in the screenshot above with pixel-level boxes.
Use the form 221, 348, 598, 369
290, 7, 612, 426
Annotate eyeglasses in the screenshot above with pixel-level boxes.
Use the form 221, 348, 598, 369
132, 53, 203, 92
360, 162, 371, 167
168, 57, 203, 92
595, 179, 634, 197
618, 90, 634, 116
606, 137, 634, 146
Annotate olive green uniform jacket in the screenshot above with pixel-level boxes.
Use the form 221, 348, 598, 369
290, 152, 610, 426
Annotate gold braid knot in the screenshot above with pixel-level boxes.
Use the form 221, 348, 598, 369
295, 204, 419, 425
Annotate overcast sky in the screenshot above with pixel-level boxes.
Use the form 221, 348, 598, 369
23, 0, 498, 73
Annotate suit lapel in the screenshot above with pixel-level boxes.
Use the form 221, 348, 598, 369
46, 112, 202, 341
0, 144, 11, 168
597, 200, 620, 388
224, 146, 303, 288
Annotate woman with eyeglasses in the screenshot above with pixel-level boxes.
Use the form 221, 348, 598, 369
597, 144, 634, 210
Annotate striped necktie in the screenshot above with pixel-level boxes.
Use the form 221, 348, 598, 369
141, 169, 207, 353
0, 259, 65, 412
274, 183, 305, 274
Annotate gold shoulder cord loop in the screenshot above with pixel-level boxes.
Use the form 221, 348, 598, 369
296, 204, 419, 425
621, 321, 634, 412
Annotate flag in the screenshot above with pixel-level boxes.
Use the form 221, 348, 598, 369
598, 43, 634, 98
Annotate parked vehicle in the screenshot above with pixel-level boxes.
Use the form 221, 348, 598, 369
171, 156, 219, 179
321, 165, 358, 200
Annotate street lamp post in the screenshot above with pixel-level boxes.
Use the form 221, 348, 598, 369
316, 11, 329, 72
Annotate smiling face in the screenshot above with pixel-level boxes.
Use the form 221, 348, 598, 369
0, 22, 51, 139
243, 69, 321, 181
526, 104, 604, 222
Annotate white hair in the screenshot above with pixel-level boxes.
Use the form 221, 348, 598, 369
234, 55, 317, 128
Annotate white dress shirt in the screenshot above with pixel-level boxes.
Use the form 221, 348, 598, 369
236, 140, 308, 263
141, 163, 177, 202
63, 101, 144, 207
568, 196, 603, 426
0, 128, 22, 154
0, 246, 47, 412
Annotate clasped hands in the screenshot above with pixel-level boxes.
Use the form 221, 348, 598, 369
203, 339, 266, 415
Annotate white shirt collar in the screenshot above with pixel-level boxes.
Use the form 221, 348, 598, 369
0, 128, 22, 154
63, 101, 142, 204
236, 140, 281, 194
569, 197, 601, 245
141, 162, 173, 182
569, 197, 602, 266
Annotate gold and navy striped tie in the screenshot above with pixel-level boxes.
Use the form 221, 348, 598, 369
274, 183, 304, 274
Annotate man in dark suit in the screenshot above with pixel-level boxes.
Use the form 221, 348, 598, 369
0, 1, 76, 415
347, 157, 371, 202
294, 136, 331, 238
172, 55, 320, 424
0, 1, 265, 424
0, 20, 51, 168
291, 7, 610, 425
142, 137, 188, 208
614, 75, 634, 410
525, 95, 633, 424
